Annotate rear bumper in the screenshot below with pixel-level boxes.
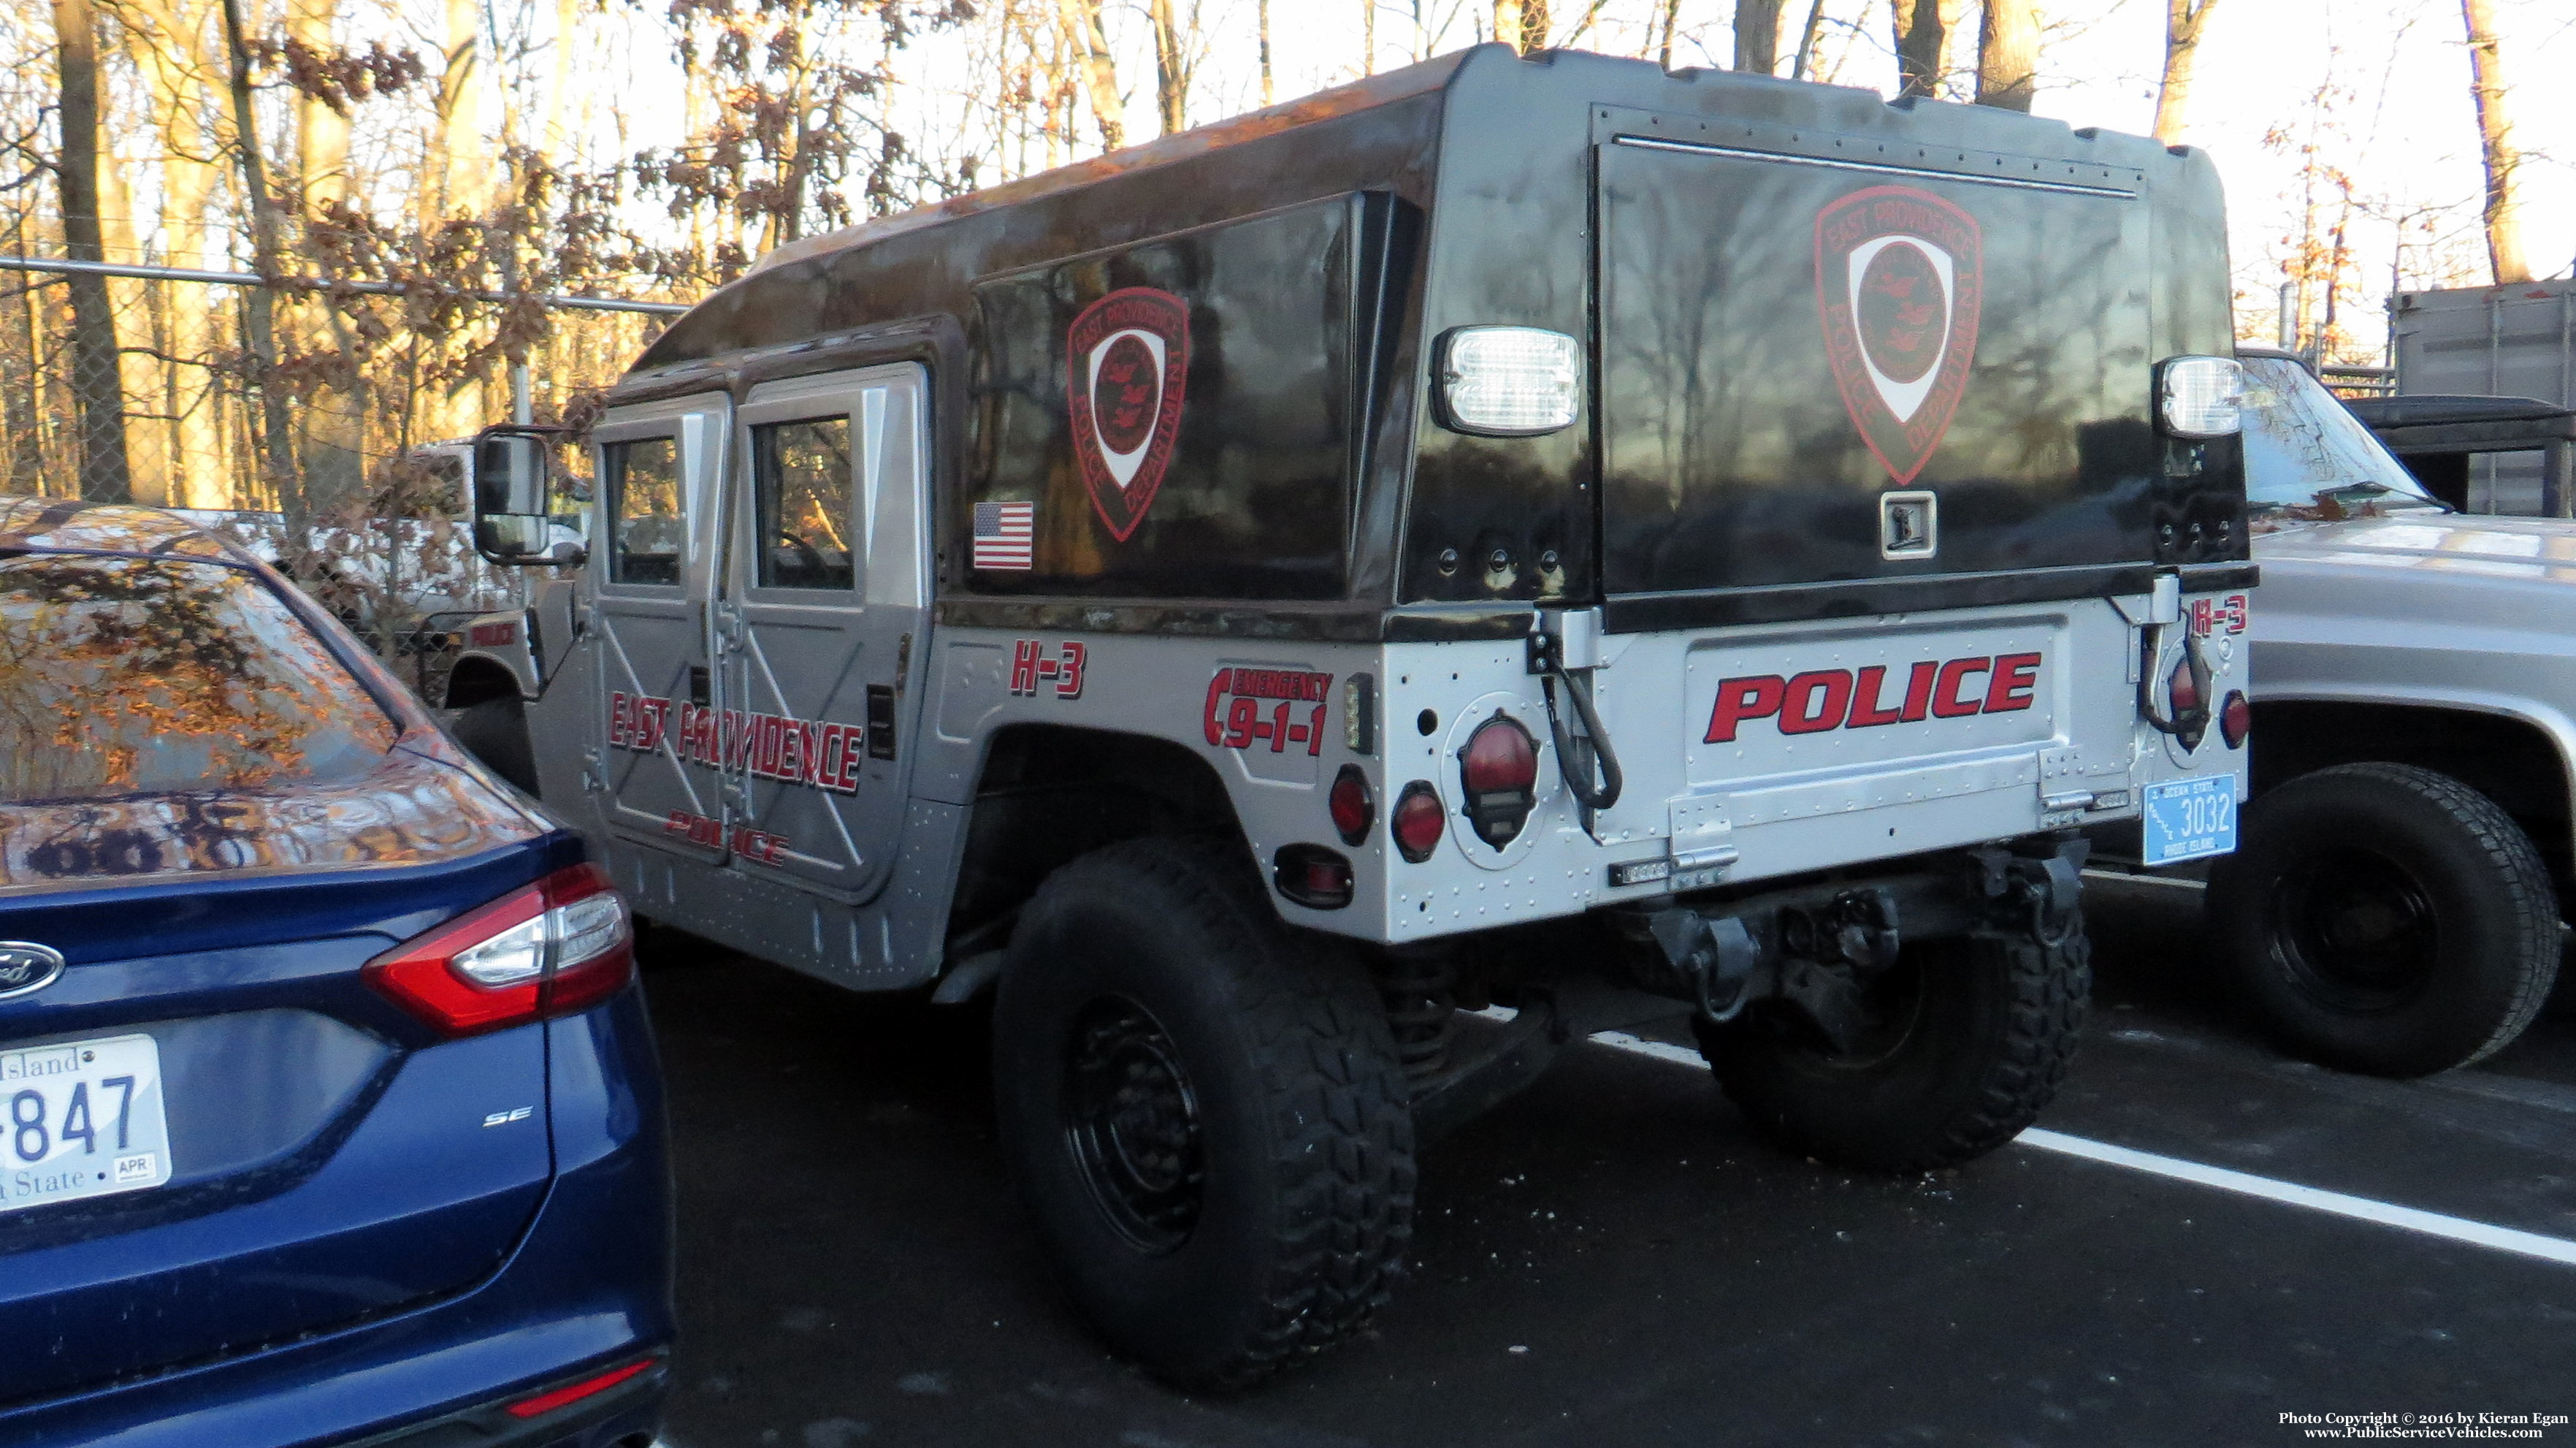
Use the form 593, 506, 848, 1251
0, 987, 675, 1448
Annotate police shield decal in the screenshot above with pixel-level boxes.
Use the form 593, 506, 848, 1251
1813, 186, 1983, 487
1065, 286, 1191, 541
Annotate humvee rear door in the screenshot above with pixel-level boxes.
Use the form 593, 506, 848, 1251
716, 363, 931, 902
1592, 121, 2151, 604
590, 393, 732, 857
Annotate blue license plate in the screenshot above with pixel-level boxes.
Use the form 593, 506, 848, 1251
2142, 774, 2239, 866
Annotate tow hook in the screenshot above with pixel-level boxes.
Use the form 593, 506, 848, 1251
1529, 608, 1624, 811
1971, 838, 2088, 946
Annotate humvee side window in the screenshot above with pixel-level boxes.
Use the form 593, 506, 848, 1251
605, 437, 684, 585
752, 416, 856, 591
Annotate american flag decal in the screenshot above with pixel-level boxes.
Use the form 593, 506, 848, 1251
972, 500, 1035, 570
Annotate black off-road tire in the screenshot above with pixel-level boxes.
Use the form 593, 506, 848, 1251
2206, 762, 2559, 1076
991, 837, 1416, 1391
1696, 923, 2090, 1173
451, 694, 539, 794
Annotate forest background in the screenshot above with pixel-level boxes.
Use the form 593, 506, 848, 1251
1, 0, 2569, 519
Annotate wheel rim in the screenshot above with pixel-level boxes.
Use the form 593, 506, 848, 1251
1062, 994, 1204, 1254
2269, 847, 2439, 1013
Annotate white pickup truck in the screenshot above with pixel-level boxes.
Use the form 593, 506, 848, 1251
2219, 349, 2570, 1076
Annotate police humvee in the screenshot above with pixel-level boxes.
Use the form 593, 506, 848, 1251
466, 44, 2254, 1387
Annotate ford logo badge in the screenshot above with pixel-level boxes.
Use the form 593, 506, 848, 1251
0, 942, 66, 1000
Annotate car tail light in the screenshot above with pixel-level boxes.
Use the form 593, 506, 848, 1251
1459, 715, 1539, 847
1328, 764, 1374, 845
1391, 781, 1446, 863
505, 1355, 660, 1420
367, 863, 635, 1037
1272, 844, 1355, 910
2167, 654, 2203, 716
2220, 690, 2251, 750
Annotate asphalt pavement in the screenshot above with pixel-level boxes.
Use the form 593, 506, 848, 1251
641, 877, 2576, 1448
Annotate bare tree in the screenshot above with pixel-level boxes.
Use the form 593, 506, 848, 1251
2152, 0, 2221, 145
2460, 0, 2529, 284
218, 0, 295, 516
1493, 0, 1521, 50
1257, 0, 1272, 102
1891, 0, 1961, 101
1055, 0, 1123, 150
1789, 0, 1826, 80
1149, 0, 1193, 133
1656, 0, 1683, 69
1733, 0, 1780, 74
48, 0, 133, 500
1973, 0, 2036, 110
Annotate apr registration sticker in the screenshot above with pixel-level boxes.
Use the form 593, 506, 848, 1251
2143, 774, 2239, 866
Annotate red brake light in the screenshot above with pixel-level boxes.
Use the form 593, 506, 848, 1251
1461, 716, 1539, 794
1391, 782, 1446, 863
2220, 690, 2251, 750
366, 863, 635, 1037
1329, 764, 1374, 845
1459, 715, 1539, 847
2166, 655, 2203, 715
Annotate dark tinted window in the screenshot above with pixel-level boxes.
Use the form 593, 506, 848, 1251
606, 436, 684, 584
753, 416, 857, 590
0, 555, 398, 804
968, 193, 1367, 600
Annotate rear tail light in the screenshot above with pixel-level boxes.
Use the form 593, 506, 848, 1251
2166, 653, 2203, 715
1391, 782, 1446, 863
2220, 690, 2251, 749
367, 863, 635, 1037
1272, 844, 1356, 910
1459, 715, 1539, 847
1329, 763, 1375, 845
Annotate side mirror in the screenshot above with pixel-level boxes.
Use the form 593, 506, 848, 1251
473, 425, 575, 566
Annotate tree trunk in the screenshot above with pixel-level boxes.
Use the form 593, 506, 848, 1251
1055, 0, 1124, 150
1790, 0, 1827, 78
1657, 0, 1682, 69
1890, 0, 1960, 101
1733, 0, 1781, 75
123, 0, 221, 506
1361, 0, 1375, 74
219, 0, 298, 522
50, 0, 134, 502
2152, 0, 2220, 145
1973, 0, 2037, 111
2461, 0, 2531, 285
290, 0, 350, 210
433, 0, 488, 216
1494, 0, 1521, 50
1257, 0, 1272, 103
1149, 0, 1188, 134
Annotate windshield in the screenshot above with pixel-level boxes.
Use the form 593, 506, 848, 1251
2240, 355, 2441, 518
0, 554, 399, 804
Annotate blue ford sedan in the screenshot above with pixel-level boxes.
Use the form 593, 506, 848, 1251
0, 498, 671, 1447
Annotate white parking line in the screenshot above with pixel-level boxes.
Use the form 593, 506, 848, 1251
1578, 1028, 2576, 1270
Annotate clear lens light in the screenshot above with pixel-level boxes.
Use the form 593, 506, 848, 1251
554, 891, 630, 969
453, 915, 548, 987
2163, 357, 2244, 438
1442, 327, 1581, 436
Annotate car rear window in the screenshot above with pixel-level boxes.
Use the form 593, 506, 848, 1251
0, 553, 400, 804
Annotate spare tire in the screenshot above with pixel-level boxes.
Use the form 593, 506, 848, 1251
2206, 762, 2559, 1076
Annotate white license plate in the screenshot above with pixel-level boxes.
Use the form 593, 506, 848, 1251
0, 1033, 172, 1214
2143, 774, 2239, 866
